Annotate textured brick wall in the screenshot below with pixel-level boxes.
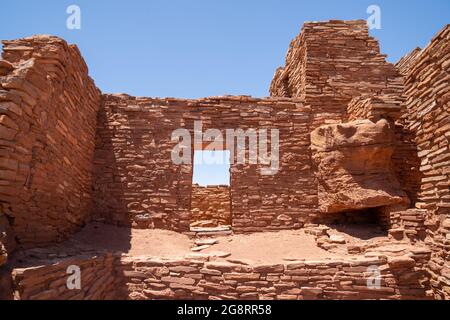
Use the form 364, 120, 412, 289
270, 20, 403, 128
0, 36, 101, 254
191, 185, 231, 227
8, 251, 432, 300
119, 254, 430, 300
1, 22, 448, 299
11, 253, 118, 300
398, 25, 450, 299
347, 95, 404, 123
396, 47, 422, 76
93, 95, 318, 232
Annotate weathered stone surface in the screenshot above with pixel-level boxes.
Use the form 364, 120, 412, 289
0, 20, 448, 300
93, 95, 315, 232
396, 24, 450, 300
191, 185, 231, 227
311, 119, 407, 213
8, 250, 432, 300
347, 94, 404, 123
0, 244, 6, 266
0, 60, 14, 76
270, 20, 404, 129
0, 36, 101, 247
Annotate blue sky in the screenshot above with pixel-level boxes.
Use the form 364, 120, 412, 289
193, 151, 231, 186
1, 0, 448, 185
1, 0, 449, 99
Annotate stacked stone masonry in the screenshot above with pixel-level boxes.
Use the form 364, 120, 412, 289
270, 20, 404, 128
0, 20, 449, 299
10, 250, 432, 300
0, 36, 101, 268
191, 185, 231, 227
397, 25, 450, 300
388, 209, 427, 242
93, 95, 317, 232
11, 253, 118, 300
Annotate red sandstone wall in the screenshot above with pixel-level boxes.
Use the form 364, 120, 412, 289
11, 253, 118, 300
93, 95, 318, 232
270, 20, 403, 128
191, 185, 231, 227
120, 255, 431, 300
10, 252, 431, 300
5, 248, 432, 300
0, 36, 101, 255
396, 47, 422, 76
270, 21, 414, 213
399, 25, 450, 299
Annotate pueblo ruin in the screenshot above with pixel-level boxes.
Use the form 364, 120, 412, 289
0, 19, 449, 300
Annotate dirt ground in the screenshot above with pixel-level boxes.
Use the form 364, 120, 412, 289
13, 222, 416, 266
202, 230, 338, 263
14, 223, 426, 266
67, 223, 339, 263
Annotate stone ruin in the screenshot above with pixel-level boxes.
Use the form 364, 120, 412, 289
0, 19, 448, 300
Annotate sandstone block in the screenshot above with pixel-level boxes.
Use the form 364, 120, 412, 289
311, 119, 408, 213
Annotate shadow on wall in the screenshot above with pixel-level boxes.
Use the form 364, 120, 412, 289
92, 96, 193, 232
92, 102, 133, 228
321, 207, 389, 240
2, 223, 132, 300
392, 124, 423, 206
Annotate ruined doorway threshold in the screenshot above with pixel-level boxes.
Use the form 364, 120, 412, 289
189, 225, 232, 237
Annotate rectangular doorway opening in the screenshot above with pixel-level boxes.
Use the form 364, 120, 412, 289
190, 150, 232, 231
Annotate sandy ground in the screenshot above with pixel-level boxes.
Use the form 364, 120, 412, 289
62, 223, 338, 263
15, 222, 411, 267
203, 230, 337, 263
70, 223, 193, 257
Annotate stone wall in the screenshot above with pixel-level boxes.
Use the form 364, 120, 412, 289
347, 95, 404, 123
270, 20, 403, 128
396, 47, 422, 76
0, 214, 15, 267
11, 253, 118, 300
120, 254, 431, 300
270, 20, 415, 213
191, 185, 231, 227
0, 21, 449, 299
388, 209, 427, 242
93, 95, 318, 233
8, 250, 432, 300
398, 25, 450, 299
0, 36, 101, 256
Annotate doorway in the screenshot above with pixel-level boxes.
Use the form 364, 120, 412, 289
190, 150, 232, 229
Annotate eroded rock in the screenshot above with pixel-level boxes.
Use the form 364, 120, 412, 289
311, 119, 408, 213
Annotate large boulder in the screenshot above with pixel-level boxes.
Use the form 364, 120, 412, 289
311, 119, 408, 213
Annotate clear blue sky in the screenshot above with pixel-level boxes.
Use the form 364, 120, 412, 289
1, 0, 448, 186
1, 0, 449, 99
193, 151, 231, 186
